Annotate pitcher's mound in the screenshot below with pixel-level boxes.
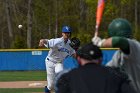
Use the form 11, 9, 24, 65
0, 81, 46, 88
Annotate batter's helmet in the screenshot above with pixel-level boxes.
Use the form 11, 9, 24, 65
108, 18, 132, 38
70, 37, 80, 49
62, 26, 71, 33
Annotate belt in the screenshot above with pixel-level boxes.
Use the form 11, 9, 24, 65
47, 58, 57, 63
47, 58, 53, 62
47, 58, 61, 63
47, 58, 50, 60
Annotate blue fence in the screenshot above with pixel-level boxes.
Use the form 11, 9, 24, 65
0, 49, 118, 71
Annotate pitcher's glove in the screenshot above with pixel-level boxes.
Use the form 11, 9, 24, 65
70, 37, 81, 50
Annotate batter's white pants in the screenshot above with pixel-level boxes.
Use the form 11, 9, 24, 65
45, 60, 63, 90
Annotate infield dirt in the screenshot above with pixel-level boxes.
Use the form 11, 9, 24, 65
0, 81, 46, 88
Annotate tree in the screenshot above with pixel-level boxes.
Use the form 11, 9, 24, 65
27, 0, 32, 48
5, 0, 14, 47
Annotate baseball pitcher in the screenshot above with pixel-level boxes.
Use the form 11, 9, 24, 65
39, 26, 76, 93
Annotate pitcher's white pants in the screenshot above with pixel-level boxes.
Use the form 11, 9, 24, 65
45, 60, 63, 90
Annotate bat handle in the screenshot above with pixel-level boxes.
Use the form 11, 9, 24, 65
94, 25, 99, 37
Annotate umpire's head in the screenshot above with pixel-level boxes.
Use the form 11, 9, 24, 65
77, 43, 103, 65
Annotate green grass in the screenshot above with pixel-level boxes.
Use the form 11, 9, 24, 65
0, 71, 46, 81
0, 71, 47, 93
0, 88, 43, 93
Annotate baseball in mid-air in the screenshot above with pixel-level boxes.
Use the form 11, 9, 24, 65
18, 25, 23, 29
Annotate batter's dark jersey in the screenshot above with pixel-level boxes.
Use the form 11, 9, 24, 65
55, 63, 136, 93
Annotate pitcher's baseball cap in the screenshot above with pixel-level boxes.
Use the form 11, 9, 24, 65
62, 26, 71, 33
77, 43, 103, 60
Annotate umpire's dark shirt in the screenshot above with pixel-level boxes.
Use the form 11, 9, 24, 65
56, 63, 136, 93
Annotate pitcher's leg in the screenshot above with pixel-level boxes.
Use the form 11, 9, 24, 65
45, 61, 55, 92
55, 63, 63, 74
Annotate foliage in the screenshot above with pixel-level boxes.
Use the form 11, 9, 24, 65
0, 0, 140, 48
11, 36, 26, 49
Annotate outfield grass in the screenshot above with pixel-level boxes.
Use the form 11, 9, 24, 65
0, 71, 46, 81
0, 71, 47, 93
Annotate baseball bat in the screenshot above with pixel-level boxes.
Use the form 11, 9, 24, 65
94, 0, 105, 37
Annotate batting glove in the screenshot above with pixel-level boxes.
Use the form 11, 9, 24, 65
92, 36, 106, 47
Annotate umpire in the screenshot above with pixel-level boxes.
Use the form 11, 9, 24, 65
55, 43, 136, 93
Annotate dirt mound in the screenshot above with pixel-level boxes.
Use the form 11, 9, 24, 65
0, 81, 46, 88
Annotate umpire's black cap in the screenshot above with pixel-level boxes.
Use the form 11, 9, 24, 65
77, 42, 103, 60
